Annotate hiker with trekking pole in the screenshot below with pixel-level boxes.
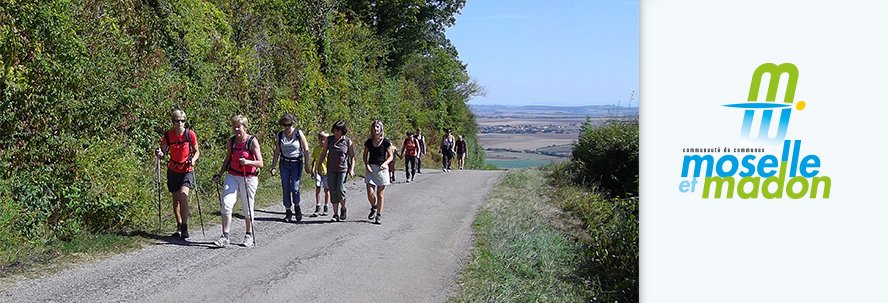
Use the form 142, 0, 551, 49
212, 114, 263, 247
190, 157, 207, 238
155, 109, 201, 240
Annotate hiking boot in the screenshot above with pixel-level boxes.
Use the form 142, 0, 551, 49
331, 214, 339, 222
243, 234, 254, 247
171, 224, 181, 238
322, 205, 329, 216
310, 204, 321, 217
340, 207, 347, 221
285, 209, 293, 222
406, 178, 410, 183
180, 224, 189, 239
374, 213, 381, 225
368, 207, 377, 220
213, 235, 230, 248
295, 206, 303, 222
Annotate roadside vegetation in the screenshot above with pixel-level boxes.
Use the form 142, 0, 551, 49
451, 169, 593, 302
551, 119, 639, 302
455, 118, 638, 302
0, 0, 483, 274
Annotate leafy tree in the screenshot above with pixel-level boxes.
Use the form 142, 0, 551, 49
341, 0, 465, 70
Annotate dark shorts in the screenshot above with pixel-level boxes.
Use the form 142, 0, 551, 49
167, 170, 195, 193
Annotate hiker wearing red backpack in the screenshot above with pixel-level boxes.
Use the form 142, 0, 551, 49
401, 131, 420, 182
212, 114, 264, 247
155, 109, 201, 239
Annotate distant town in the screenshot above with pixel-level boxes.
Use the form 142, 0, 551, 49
478, 124, 577, 134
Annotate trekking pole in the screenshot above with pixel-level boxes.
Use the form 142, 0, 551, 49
242, 173, 256, 246
192, 164, 206, 237
215, 177, 223, 218
155, 157, 162, 233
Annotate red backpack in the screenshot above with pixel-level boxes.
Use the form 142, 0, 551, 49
404, 138, 418, 157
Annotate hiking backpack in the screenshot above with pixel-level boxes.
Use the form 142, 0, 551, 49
277, 129, 303, 160
404, 137, 418, 157
228, 135, 258, 175
163, 128, 196, 164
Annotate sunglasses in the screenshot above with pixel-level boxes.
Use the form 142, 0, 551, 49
282, 123, 293, 127
174, 119, 186, 123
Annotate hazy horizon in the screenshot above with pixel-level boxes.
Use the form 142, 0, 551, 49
470, 103, 639, 108
447, 1, 639, 107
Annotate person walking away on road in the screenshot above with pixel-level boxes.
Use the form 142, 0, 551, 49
156, 109, 200, 239
456, 135, 467, 170
440, 128, 455, 172
269, 113, 312, 223
388, 145, 399, 183
212, 115, 264, 247
363, 120, 393, 224
401, 131, 419, 182
310, 131, 331, 217
415, 127, 427, 174
320, 120, 355, 222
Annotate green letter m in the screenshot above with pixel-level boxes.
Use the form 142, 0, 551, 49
748, 63, 799, 103
702, 177, 735, 199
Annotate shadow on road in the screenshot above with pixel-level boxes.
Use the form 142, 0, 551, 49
119, 231, 218, 248
256, 209, 286, 216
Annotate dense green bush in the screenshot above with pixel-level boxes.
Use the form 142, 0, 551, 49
572, 119, 639, 198
546, 118, 639, 302
550, 161, 639, 303
0, 0, 482, 263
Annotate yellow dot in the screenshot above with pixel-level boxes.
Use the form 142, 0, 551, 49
796, 100, 806, 110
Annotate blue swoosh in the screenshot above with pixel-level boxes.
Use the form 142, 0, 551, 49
723, 103, 792, 109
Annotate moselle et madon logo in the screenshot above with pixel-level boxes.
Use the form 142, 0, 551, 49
679, 63, 831, 199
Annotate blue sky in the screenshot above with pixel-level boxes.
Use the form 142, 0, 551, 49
446, 0, 639, 106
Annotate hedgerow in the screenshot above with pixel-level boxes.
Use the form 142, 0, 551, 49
0, 0, 481, 263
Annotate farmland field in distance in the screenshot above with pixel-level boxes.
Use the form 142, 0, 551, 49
472, 105, 637, 169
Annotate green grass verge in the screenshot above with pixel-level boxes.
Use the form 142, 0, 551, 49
0, 174, 288, 279
450, 169, 593, 302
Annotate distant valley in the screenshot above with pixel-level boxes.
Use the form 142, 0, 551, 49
472, 104, 638, 169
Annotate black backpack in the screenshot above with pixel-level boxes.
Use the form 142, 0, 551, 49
277, 129, 302, 143
277, 130, 303, 160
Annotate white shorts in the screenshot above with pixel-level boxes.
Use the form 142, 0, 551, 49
221, 174, 258, 218
365, 164, 390, 186
314, 173, 328, 189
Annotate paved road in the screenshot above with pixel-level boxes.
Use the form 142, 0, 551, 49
1, 169, 504, 303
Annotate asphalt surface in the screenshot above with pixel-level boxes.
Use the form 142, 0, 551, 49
0, 169, 504, 303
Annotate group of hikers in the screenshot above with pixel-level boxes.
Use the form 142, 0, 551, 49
155, 109, 469, 248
